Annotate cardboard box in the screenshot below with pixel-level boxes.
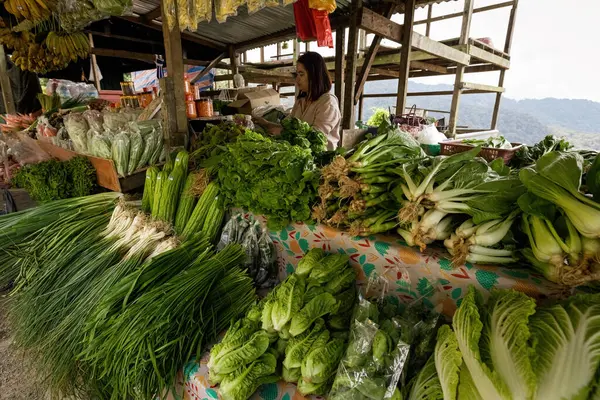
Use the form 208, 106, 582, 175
228, 88, 280, 114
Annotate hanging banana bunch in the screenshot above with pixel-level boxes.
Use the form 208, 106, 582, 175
45, 31, 90, 61
3, 0, 56, 23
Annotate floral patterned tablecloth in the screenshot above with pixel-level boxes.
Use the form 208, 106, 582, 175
180, 222, 571, 400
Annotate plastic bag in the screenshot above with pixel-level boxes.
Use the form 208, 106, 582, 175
256, 229, 278, 288
241, 222, 260, 278
329, 296, 410, 400
309, 0, 336, 13
93, 0, 132, 16
136, 127, 158, 170
64, 113, 90, 153
190, 0, 212, 28
217, 213, 242, 251
91, 134, 112, 159
112, 132, 131, 177
416, 124, 446, 145
215, 0, 245, 23
312, 8, 334, 48
3, 132, 52, 166
83, 109, 104, 131
103, 110, 129, 132
127, 131, 144, 174
58, 0, 108, 32
149, 128, 164, 165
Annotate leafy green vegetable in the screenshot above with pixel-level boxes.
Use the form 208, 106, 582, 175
297, 377, 331, 396
519, 152, 600, 238
290, 292, 339, 336
452, 286, 510, 399
372, 329, 392, 368
462, 136, 512, 149
366, 108, 390, 128
283, 319, 325, 369
210, 330, 270, 375
219, 352, 278, 400
587, 153, 600, 201
282, 366, 301, 382
510, 135, 573, 169
325, 266, 356, 295
271, 274, 306, 331
281, 117, 328, 154
309, 253, 350, 284
296, 248, 325, 277
406, 354, 443, 400
301, 338, 345, 384
213, 131, 319, 229
434, 325, 461, 400
530, 294, 600, 400
13, 157, 95, 202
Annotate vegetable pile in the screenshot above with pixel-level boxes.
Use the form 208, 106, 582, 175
212, 131, 320, 229
461, 135, 513, 149
208, 248, 358, 399
0, 189, 255, 399
280, 117, 328, 154
13, 156, 96, 202
416, 286, 600, 400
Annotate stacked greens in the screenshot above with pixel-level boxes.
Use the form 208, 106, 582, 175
280, 117, 328, 154
518, 151, 600, 285
409, 286, 600, 400
212, 131, 320, 229
208, 248, 358, 399
190, 122, 245, 165
13, 156, 96, 202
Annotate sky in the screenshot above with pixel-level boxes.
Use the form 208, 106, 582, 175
246, 0, 600, 103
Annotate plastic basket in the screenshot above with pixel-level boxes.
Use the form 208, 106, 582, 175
439, 140, 523, 164
420, 143, 440, 156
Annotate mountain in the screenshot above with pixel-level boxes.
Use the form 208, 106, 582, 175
360, 81, 600, 150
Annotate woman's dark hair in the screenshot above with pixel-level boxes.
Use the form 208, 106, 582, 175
297, 51, 332, 102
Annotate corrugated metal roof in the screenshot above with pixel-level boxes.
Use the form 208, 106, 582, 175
132, 0, 457, 48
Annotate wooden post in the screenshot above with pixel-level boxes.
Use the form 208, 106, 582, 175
448, 0, 473, 137
293, 40, 300, 65
358, 95, 364, 121
228, 45, 239, 75
0, 46, 15, 114
354, 4, 395, 104
159, 77, 174, 157
491, 0, 519, 129
277, 42, 282, 60
88, 34, 101, 92
161, 0, 187, 147
358, 29, 366, 55
396, 0, 416, 114
334, 29, 346, 122
260, 46, 265, 63
306, 41, 311, 52
342, 0, 362, 129
425, 4, 433, 37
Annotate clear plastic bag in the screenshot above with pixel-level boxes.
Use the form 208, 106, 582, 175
215, 0, 245, 23
149, 129, 164, 165
64, 113, 90, 153
58, 0, 108, 32
190, 0, 213, 28
83, 109, 104, 132
112, 132, 131, 177
127, 131, 144, 174
103, 110, 129, 132
136, 127, 158, 170
91, 134, 112, 159
93, 0, 133, 16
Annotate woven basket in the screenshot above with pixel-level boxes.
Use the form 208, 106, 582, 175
439, 140, 523, 164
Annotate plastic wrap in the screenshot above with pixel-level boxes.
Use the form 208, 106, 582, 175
112, 132, 130, 177
329, 296, 410, 400
64, 113, 90, 153
83, 109, 104, 131
2, 132, 52, 166
93, 0, 133, 16
149, 129, 164, 165
127, 131, 144, 174
190, 0, 213, 28
215, 0, 245, 23
90, 134, 112, 159
58, 0, 108, 32
102, 110, 129, 132
308, 0, 336, 13
136, 127, 158, 170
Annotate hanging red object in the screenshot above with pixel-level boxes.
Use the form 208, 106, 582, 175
293, 0, 333, 48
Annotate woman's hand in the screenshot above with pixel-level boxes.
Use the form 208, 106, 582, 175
254, 116, 282, 135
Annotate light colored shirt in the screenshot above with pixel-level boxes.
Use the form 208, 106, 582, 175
290, 93, 341, 150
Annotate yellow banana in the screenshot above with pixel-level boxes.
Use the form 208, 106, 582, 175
33, 0, 49, 12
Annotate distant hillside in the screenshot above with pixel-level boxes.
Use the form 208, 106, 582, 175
361, 81, 600, 149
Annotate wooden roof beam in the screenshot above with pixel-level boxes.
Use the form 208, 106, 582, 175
460, 82, 505, 92
143, 6, 162, 22
357, 7, 470, 65
414, 1, 515, 25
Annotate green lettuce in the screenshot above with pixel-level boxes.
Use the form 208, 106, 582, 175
301, 338, 345, 384
324, 266, 357, 295
407, 354, 443, 400
309, 253, 350, 284
480, 290, 536, 400
434, 325, 462, 400
289, 292, 339, 336
219, 352, 278, 400
271, 274, 306, 331
530, 294, 600, 400
283, 319, 325, 369
210, 330, 270, 375
452, 287, 510, 399
296, 248, 325, 277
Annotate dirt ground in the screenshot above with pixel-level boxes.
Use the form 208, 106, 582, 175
0, 291, 49, 400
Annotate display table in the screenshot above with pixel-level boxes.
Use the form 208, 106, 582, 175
180, 222, 572, 400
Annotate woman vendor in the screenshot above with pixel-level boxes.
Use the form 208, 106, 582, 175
258, 51, 341, 150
